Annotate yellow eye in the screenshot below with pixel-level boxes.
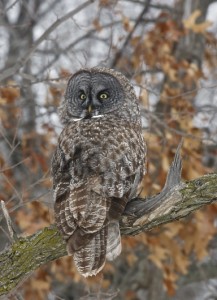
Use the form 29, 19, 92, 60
99, 93, 109, 100
80, 93, 86, 100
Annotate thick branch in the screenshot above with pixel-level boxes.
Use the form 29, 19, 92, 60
121, 173, 217, 235
0, 145, 217, 296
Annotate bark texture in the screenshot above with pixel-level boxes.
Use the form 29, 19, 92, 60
0, 145, 216, 296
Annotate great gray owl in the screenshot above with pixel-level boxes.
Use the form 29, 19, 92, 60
51, 67, 146, 277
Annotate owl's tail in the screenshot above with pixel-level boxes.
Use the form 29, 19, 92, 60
106, 220, 122, 261
73, 226, 108, 277
72, 221, 121, 277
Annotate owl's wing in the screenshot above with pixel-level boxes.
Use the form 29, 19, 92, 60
52, 146, 77, 239
52, 144, 110, 247
98, 136, 146, 264
52, 144, 111, 277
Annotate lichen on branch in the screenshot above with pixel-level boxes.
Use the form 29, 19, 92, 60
0, 144, 217, 297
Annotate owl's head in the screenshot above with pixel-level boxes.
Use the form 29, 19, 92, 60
59, 67, 140, 124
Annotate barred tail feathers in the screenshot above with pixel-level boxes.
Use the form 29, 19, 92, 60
72, 226, 108, 277
106, 221, 122, 261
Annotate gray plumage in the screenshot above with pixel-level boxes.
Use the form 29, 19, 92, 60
51, 67, 146, 277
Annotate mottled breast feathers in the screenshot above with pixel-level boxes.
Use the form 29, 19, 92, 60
51, 67, 146, 277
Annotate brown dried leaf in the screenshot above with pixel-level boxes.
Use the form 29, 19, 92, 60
99, 0, 117, 7
183, 9, 212, 33
122, 16, 131, 32
0, 85, 20, 103
93, 18, 102, 31
139, 89, 149, 107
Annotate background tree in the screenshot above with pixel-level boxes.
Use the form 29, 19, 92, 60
0, 0, 217, 299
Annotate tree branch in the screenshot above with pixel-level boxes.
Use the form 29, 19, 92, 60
121, 173, 217, 235
111, 0, 151, 68
0, 144, 217, 296
0, 0, 95, 83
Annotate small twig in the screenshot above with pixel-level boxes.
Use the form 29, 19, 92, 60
0, 0, 95, 82
0, 158, 29, 174
0, 200, 18, 242
1, 174, 23, 205
2, 0, 19, 14
144, 109, 217, 144
111, 0, 151, 68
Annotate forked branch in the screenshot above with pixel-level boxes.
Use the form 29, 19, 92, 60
0, 143, 217, 297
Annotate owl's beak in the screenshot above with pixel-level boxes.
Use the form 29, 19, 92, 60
88, 105, 92, 113
81, 105, 93, 119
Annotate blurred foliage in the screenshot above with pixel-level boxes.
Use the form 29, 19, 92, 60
0, 0, 217, 299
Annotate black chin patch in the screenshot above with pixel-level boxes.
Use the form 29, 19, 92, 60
84, 113, 92, 119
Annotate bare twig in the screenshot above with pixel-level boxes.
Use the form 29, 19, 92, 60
0, 0, 95, 83
111, 0, 151, 68
1, 0, 19, 14
1, 174, 23, 205
0, 200, 18, 242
